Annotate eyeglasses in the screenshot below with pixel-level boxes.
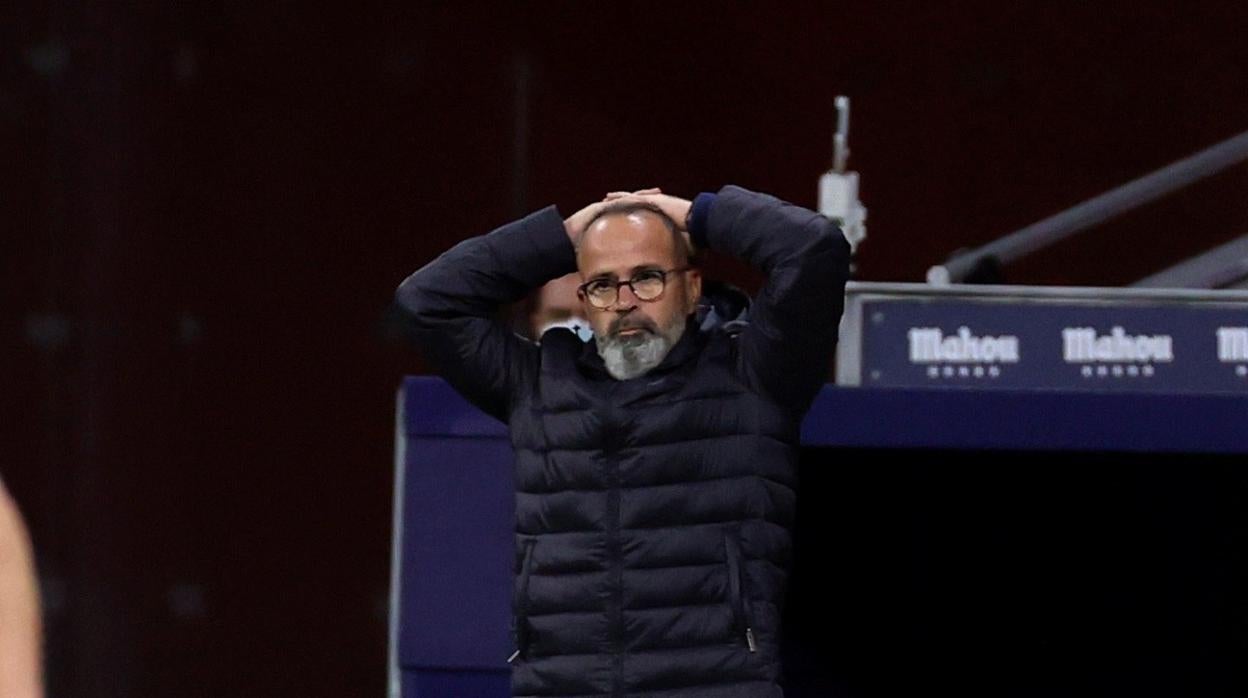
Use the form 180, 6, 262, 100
577, 267, 692, 309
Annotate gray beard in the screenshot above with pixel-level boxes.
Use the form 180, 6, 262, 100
597, 319, 686, 381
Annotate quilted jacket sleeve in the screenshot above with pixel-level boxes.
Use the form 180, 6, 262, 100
693, 185, 852, 415
394, 206, 578, 421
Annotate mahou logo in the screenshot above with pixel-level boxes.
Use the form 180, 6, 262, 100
1218, 327, 1248, 362
1218, 327, 1248, 378
1062, 326, 1173, 363
1062, 326, 1172, 379
907, 326, 1020, 363
907, 326, 1019, 379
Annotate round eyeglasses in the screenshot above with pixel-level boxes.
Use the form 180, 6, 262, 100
576, 267, 691, 309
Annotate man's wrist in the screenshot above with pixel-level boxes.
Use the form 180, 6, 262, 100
687, 193, 716, 250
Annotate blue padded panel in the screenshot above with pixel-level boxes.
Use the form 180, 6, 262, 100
402, 669, 509, 698
398, 432, 514, 670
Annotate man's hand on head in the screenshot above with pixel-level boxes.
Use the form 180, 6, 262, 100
603, 187, 662, 202
601, 188, 696, 257
565, 194, 657, 245
564, 200, 617, 244
602, 189, 690, 228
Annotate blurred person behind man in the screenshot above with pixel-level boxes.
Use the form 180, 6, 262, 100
0, 478, 44, 698
526, 272, 593, 342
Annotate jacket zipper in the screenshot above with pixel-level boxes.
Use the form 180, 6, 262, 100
509, 538, 537, 663
724, 530, 757, 653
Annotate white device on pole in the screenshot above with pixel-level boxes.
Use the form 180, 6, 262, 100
819, 95, 867, 252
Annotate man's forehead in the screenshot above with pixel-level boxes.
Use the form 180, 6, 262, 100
577, 212, 678, 275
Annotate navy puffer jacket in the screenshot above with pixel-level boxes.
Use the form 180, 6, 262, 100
396, 186, 851, 697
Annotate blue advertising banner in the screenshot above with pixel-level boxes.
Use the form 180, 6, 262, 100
858, 298, 1248, 392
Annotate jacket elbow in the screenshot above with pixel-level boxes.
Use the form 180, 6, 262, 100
394, 270, 438, 323
801, 218, 852, 277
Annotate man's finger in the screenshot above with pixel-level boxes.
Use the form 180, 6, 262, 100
604, 188, 660, 201
604, 192, 648, 203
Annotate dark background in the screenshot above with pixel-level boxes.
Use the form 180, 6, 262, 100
5, 2, 1248, 695
785, 449, 1248, 697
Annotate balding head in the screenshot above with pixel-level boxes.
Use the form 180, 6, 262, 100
576, 201, 688, 268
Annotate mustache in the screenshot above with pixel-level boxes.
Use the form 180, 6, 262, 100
608, 314, 658, 337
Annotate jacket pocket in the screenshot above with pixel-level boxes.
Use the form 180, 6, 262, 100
509, 538, 537, 664
723, 529, 757, 653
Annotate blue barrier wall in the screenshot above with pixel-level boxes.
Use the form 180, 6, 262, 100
392, 377, 1248, 696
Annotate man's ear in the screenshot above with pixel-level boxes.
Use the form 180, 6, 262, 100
685, 268, 702, 314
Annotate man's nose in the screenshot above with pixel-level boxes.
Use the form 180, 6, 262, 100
613, 283, 641, 310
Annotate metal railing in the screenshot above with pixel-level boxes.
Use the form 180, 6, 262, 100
926, 129, 1248, 285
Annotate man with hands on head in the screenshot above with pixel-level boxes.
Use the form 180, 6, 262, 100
396, 184, 851, 697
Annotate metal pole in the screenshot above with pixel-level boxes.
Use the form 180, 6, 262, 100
928, 129, 1248, 284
